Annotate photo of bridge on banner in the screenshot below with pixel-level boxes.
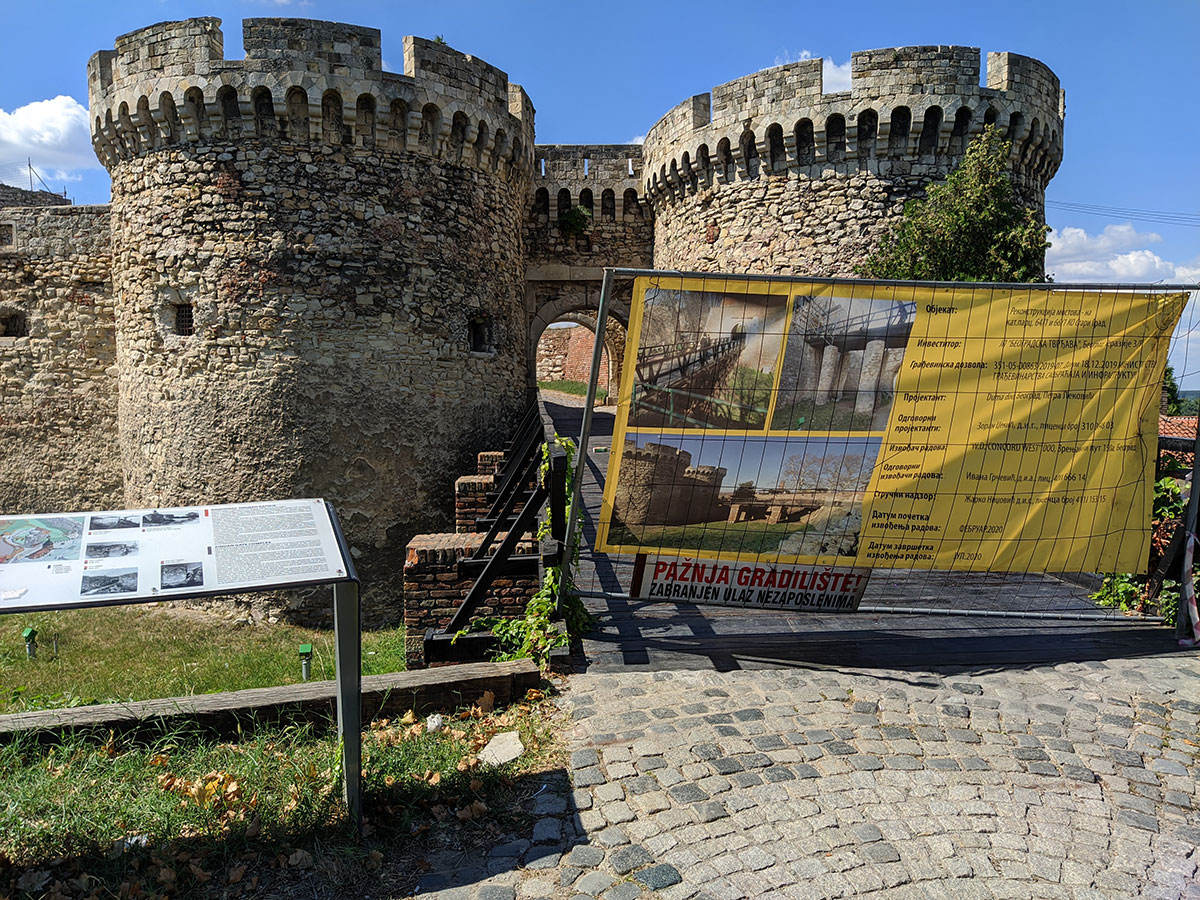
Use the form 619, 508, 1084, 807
552, 268, 1200, 669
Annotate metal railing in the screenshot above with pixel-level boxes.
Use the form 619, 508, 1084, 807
424, 400, 567, 661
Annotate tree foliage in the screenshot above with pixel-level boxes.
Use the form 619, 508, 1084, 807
857, 125, 1050, 283
1162, 363, 1182, 415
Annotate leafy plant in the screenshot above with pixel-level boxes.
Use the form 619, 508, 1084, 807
857, 124, 1049, 283
1092, 476, 1187, 621
558, 205, 592, 238
0, 692, 561, 898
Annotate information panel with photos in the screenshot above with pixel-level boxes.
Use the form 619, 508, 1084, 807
0, 499, 350, 613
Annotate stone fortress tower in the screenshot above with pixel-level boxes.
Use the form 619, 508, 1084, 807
642, 47, 1063, 275
0, 20, 1064, 616
86, 18, 535, 594
613, 441, 726, 530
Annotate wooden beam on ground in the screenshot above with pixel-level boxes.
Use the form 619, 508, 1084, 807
0, 660, 541, 739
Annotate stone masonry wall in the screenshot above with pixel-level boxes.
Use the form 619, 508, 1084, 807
0, 205, 119, 515
525, 145, 653, 272
642, 46, 1063, 277
89, 17, 536, 610
0, 24, 1067, 628
0, 185, 71, 210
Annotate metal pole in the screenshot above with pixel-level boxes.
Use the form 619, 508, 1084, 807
333, 579, 362, 828
1178, 415, 1200, 639
560, 267, 615, 608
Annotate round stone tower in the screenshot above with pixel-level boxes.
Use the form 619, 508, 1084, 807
88, 18, 535, 606
642, 46, 1064, 276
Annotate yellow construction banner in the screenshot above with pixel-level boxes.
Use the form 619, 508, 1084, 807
596, 275, 1189, 574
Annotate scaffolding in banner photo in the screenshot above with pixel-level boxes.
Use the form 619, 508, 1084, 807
556, 268, 1200, 639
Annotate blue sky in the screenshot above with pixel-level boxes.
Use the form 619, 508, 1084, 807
2, 1, 1198, 371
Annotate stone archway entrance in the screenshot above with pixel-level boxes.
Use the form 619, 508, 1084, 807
533, 311, 626, 406
527, 281, 631, 406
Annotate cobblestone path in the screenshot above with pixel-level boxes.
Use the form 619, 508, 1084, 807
415, 652, 1199, 900
406, 395, 1200, 898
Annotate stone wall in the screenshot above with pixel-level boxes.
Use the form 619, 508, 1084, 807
0, 205, 119, 514
0, 23, 1067, 627
525, 145, 653, 271
88, 17, 536, 607
0, 184, 71, 210
642, 46, 1063, 277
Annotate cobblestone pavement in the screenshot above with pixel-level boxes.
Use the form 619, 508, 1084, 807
413, 651, 1199, 900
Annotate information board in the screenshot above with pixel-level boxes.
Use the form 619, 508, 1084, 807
597, 276, 1190, 576
0, 499, 350, 613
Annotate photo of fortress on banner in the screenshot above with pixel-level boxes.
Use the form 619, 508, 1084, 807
597, 275, 1188, 576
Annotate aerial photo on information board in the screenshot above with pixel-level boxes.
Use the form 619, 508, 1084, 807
0, 517, 85, 565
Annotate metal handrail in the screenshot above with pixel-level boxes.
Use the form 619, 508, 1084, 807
441, 400, 568, 635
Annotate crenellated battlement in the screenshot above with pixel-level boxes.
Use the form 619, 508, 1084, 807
531, 145, 649, 225
87, 17, 534, 180
642, 45, 1064, 211
4, 16, 1075, 615
685, 465, 728, 488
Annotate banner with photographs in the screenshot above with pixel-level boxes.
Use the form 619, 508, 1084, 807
0, 499, 349, 614
596, 275, 1189, 577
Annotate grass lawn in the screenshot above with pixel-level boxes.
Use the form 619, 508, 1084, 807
538, 379, 608, 402
0, 605, 407, 714
608, 519, 807, 555
770, 398, 881, 431
0, 688, 564, 899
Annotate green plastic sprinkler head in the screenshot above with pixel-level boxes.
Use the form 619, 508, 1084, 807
21, 627, 37, 660
299, 643, 314, 682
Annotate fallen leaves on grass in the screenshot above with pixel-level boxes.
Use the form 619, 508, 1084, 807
454, 801, 488, 821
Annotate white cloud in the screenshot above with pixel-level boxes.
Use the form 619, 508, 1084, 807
0, 96, 99, 187
823, 58, 852, 93
771, 50, 852, 93
627, 134, 646, 145
1046, 223, 1198, 283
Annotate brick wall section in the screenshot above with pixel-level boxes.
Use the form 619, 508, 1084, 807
403, 531, 540, 667
536, 324, 611, 393
455, 474, 494, 532
477, 451, 506, 475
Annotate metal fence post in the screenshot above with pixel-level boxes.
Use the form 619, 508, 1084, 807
333, 579, 362, 827
560, 267, 615, 609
